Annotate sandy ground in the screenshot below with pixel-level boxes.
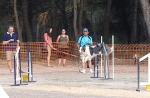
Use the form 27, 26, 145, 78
0, 59, 150, 98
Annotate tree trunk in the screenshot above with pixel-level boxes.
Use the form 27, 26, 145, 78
130, 0, 138, 43
139, 0, 150, 41
22, 0, 33, 41
55, 0, 68, 30
103, 0, 112, 43
78, 0, 84, 36
73, 0, 78, 41
14, 0, 22, 42
28, 0, 34, 41
51, 0, 58, 41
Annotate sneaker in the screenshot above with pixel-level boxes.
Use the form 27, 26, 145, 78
89, 69, 94, 73
10, 70, 14, 73
81, 69, 86, 73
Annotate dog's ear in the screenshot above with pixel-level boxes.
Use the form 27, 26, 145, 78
81, 46, 86, 52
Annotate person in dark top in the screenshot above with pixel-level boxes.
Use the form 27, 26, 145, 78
2, 25, 19, 73
56, 29, 69, 66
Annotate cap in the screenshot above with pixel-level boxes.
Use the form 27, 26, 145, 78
83, 28, 88, 32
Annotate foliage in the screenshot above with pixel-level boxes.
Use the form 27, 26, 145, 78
0, 0, 149, 43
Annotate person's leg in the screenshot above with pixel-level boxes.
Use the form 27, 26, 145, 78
7, 60, 12, 71
62, 58, 66, 66
6, 51, 13, 72
58, 58, 62, 66
47, 46, 52, 67
80, 62, 86, 73
80, 55, 86, 73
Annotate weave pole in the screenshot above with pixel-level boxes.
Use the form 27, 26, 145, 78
99, 35, 114, 79
112, 35, 114, 79
136, 57, 140, 92
100, 36, 103, 77
27, 42, 36, 83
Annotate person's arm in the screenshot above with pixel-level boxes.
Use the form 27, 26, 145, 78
89, 37, 93, 45
56, 35, 60, 43
3, 40, 11, 45
86, 36, 93, 46
2, 34, 11, 45
77, 37, 81, 49
66, 35, 69, 43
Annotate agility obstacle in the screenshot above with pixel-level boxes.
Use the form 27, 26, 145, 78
92, 35, 114, 79
136, 53, 150, 91
11, 42, 36, 86
11, 45, 27, 86
26, 42, 36, 83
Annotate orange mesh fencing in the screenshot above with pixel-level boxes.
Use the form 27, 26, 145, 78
0, 42, 150, 66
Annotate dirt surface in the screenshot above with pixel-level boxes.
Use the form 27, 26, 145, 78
0, 59, 150, 98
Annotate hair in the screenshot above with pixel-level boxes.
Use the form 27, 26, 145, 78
61, 29, 66, 34
44, 27, 52, 37
8, 25, 14, 29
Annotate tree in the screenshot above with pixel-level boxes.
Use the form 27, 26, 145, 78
22, 0, 33, 41
73, 0, 78, 41
130, 0, 138, 43
103, 0, 112, 43
14, 0, 22, 42
139, 0, 150, 41
78, 0, 84, 36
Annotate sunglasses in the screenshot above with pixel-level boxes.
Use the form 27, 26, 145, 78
83, 31, 88, 32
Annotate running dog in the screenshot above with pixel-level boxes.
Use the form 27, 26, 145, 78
79, 43, 113, 63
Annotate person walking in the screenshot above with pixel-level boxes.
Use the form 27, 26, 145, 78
44, 27, 54, 67
2, 25, 19, 73
77, 28, 93, 73
56, 29, 69, 66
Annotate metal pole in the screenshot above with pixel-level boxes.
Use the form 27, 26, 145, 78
11, 55, 20, 86
97, 56, 99, 77
31, 53, 33, 81
103, 42, 108, 79
104, 55, 106, 79
107, 55, 110, 79
19, 51, 22, 84
14, 55, 16, 85
112, 35, 114, 79
100, 36, 103, 77
136, 58, 140, 92
29, 52, 32, 81
148, 56, 150, 83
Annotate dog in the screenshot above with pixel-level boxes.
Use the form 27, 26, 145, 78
79, 43, 113, 63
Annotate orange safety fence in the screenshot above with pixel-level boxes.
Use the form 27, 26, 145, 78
0, 42, 79, 63
0, 42, 150, 66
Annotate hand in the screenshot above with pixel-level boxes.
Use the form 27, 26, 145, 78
10, 39, 14, 41
51, 45, 54, 49
86, 42, 91, 45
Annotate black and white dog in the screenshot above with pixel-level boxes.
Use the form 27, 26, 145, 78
79, 43, 113, 63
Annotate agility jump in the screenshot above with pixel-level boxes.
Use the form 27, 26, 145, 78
11, 42, 36, 86
78, 35, 114, 79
